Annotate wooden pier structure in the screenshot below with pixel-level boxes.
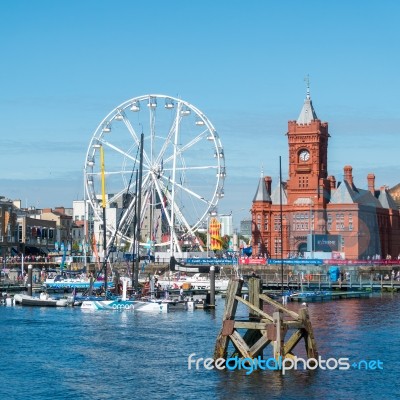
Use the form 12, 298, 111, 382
214, 278, 318, 365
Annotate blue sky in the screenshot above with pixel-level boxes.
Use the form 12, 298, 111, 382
1, 1, 400, 227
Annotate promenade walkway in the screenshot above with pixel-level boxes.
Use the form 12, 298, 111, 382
259, 272, 400, 291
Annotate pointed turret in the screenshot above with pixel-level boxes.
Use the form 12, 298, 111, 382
253, 171, 272, 202
296, 81, 318, 124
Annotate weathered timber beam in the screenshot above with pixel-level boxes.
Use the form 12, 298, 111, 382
286, 321, 304, 329
283, 329, 304, 355
234, 321, 303, 330
235, 295, 273, 321
234, 321, 269, 330
249, 335, 271, 357
230, 330, 251, 358
259, 294, 300, 320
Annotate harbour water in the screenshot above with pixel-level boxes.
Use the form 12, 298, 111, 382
1, 293, 399, 399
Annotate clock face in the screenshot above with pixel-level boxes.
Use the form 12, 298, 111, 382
299, 150, 310, 162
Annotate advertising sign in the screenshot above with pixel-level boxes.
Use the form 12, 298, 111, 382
308, 234, 341, 252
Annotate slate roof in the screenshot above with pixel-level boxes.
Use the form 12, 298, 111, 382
270, 181, 288, 205
379, 189, 398, 209
330, 180, 397, 209
253, 176, 271, 202
296, 88, 318, 124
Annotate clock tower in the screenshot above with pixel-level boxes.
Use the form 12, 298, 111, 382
251, 84, 400, 260
286, 86, 330, 204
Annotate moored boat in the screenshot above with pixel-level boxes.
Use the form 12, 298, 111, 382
153, 256, 231, 291
155, 272, 230, 292
79, 277, 169, 312
80, 298, 168, 312
14, 293, 68, 307
43, 274, 113, 290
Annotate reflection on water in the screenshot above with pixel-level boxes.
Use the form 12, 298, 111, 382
0, 293, 399, 399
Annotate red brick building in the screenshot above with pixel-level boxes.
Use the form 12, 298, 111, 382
251, 88, 400, 260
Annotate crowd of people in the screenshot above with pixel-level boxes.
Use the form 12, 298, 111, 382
383, 270, 400, 281
0, 255, 53, 263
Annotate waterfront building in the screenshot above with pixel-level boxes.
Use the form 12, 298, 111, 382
40, 207, 73, 249
251, 87, 400, 260
240, 219, 252, 238
17, 215, 57, 255
219, 214, 233, 236
0, 200, 58, 257
73, 200, 86, 222
0, 196, 18, 259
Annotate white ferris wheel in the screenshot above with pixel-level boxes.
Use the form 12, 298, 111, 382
84, 94, 226, 256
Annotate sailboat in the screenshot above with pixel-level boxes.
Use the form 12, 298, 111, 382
80, 277, 168, 312
80, 142, 169, 312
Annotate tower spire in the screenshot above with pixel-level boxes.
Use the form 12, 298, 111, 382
297, 75, 317, 124
304, 74, 310, 99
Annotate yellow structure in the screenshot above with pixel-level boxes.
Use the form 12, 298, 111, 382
209, 217, 222, 250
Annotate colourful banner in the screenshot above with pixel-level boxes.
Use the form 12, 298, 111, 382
238, 257, 267, 265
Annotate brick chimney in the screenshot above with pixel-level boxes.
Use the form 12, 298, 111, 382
264, 176, 272, 195
367, 173, 375, 195
328, 175, 336, 189
344, 165, 353, 186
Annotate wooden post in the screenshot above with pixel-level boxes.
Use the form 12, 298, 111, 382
243, 277, 263, 352
248, 277, 261, 319
273, 311, 285, 361
214, 278, 318, 367
209, 265, 215, 307
214, 279, 243, 360
299, 307, 318, 360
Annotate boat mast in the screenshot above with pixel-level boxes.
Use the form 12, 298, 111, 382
131, 169, 138, 289
83, 173, 87, 271
134, 133, 144, 292
279, 156, 284, 296
100, 146, 108, 298
170, 102, 180, 257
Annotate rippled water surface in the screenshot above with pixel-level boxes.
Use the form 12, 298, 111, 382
1, 293, 399, 399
